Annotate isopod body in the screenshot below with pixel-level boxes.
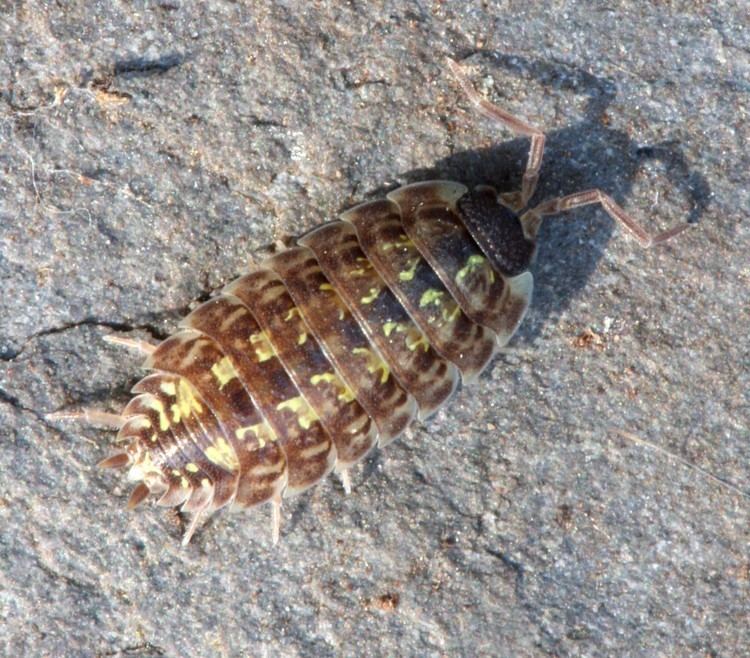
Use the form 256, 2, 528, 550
50, 59, 687, 544
107, 180, 537, 544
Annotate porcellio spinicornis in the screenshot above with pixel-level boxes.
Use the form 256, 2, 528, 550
48, 59, 689, 545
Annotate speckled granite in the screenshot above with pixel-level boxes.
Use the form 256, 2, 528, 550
1, 2, 748, 656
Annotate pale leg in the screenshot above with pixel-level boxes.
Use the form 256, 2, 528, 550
271, 494, 282, 545
529, 188, 690, 247
339, 469, 352, 496
446, 58, 546, 206
182, 509, 204, 546
46, 408, 124, 428
103, 334, 157, 355
47, 335, 155, 427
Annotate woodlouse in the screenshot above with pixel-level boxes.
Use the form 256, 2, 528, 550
48, 59, 689, 545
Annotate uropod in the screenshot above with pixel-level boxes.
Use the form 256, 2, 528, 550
48, 59, 689, 545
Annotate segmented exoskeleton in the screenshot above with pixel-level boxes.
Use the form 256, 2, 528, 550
48, 59, 687, 545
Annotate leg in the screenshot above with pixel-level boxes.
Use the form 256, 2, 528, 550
529, 188, 690, 247
446, 58, 546, 206
103, 334, 157, 355
47, 337, 155, 426
46, 408, 124, 428
339, 469, 352, 496
271, 494, 282, 545
182, 509, 205, 546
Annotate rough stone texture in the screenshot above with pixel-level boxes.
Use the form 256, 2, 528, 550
1, 1, 748, 656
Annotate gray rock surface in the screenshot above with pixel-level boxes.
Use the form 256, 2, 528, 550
1, 2, 748, 656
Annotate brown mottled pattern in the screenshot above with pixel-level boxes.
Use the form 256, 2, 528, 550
299, 221, 459, 419
182, 295, 336, 495
96, 180, 542, 542
266, 247, 417, 444
146, 332, 260, 434
226, 271, 378, 466
144, 331, 288, 509
343, 199, 496, 381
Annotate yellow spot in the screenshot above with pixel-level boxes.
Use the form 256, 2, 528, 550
210, 356, 237, 390
204, 437, 239, 471
398, 257, 420, 282
276, 396, 319, 430
284, 307, 302, 322
159, 381, 177, 396
455, 254, 487, 282
150, 433, 158, 443
350, 257, 374, 277
180, 476, 189, 488
310, 371, 356, 403
171, 469, 181, 477
338, 387, 356, 403
360, 286, 380, 305
170, 378, 204, 424
310, 372, 336, 386
236, 422, 277, 449
276, 397, 303, 413
319, 283, 334, 292
419, 288, 444, 308
382, 321, 428, 351
144, 397, 170, 431
186, 463, 199, 473
352, 347, 390, 384
405, 329, 430, 352
249, 331, 275, 362
441, 301, 462, 323
201, 478, 210, 488
382, 320, 408, 337
383, 321, 399, 337
297, 332, 307, 345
